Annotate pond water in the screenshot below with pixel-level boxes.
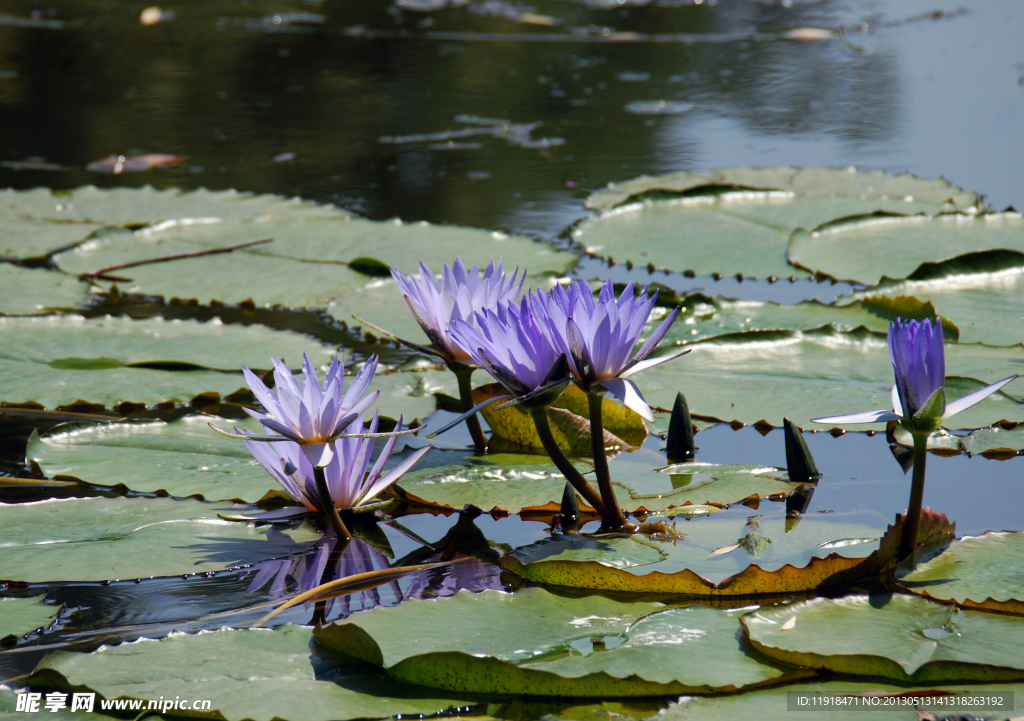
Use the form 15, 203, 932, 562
2, 0, 1024, 716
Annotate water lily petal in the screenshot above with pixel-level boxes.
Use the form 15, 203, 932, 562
598, 377, 654, 422
811, 410, 901, 425
943, 375, 1020, 420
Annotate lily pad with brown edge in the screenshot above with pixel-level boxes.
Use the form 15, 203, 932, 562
633, 326, 1024, 430
576, 167, 974, 278
899, 532, 1024, 616
313, 587, 817, 697
28, 624, 480, 721
650, 680, 1024, 721
0, 496, 321, 583
499, 509, 955, 596
742, 594, 1024, 683
787, 212, 1024, 285
472, 382, 646, 454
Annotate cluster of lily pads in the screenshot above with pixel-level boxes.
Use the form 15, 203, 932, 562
2, 167, 1024, 720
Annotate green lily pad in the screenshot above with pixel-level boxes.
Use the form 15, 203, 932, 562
0, 596, 60, 644
502, 506, 898, 594
658, 294, 958, 349
633, 326, 1024, 429
788, 212, 1024, 285
28, 416, 277, 503
0, 496, 320, 582
0, 265, 90, 316
586, 166, 975, 212
0, 314, 331, 408
900, 532, 1024, 616
652, 680, 1024, 720
54, 216, 574, 309
0, 185, 348, 226
576, 167, 972, 278
892, 424, 1024, 456
0, 219, 102, 260
31, 624, 478, 721
840, 251, 1024, 346
314, 587, 808, 696
54, 232, 373, 308
743, 594, 1024, 682
369, 368, 454, 423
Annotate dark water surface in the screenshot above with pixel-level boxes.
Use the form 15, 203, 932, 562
1, 0, 1021, 240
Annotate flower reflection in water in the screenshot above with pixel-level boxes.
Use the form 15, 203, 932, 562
241, 537, 402, 619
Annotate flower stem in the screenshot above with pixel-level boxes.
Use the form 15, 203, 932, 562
586, 391, 630, 531
314, 465, 351, 540
451, 362, 488, 451
529, 406, 607, 517
899, 433, 929, 560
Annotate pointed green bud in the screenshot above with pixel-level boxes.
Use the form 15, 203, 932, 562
783, 417, 820, 482
666, 391, 696, 463
559, 481, 580, 534
901, 386, 945, 434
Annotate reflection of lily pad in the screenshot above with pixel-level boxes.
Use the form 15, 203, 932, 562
0, 496, 320, 582
743, 594, 1024, 682
315, 587, 809, 696
32, 625, 477, 721
892, 424, 1024, 456
788, 212, 1024, 285
634, 326, 1024, 429
900, 532, 1024, 616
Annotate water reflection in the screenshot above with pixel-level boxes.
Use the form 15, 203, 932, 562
1, 0, 1005, 237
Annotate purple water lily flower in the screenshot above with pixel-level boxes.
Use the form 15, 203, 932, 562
447, 297, 567, 400
240, 412, 430, 512
230, 352, 382, 468
389, 257, 525, 363
813, 318, 1018, 429
528, 279, 687, 421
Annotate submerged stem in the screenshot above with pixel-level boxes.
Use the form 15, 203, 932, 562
451, 362, 488, 451
586, 391, 630, 531
529, 406, 607, 517
314, 465, 351, 541
900, 432, 929, 561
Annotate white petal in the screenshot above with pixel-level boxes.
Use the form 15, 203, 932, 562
891, 384, 904, 417
598, 377, 654, 422
619, 348, 691, 378
811, 410, 901, 425
302, 441, 334, 468
943, 375, 1020, 420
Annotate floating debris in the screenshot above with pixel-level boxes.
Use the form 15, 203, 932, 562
380, 115, 564, 150
624, 100, 695, 115
272, 152, 297, 163
781, 27, 834, 40
1, 160, 62, 171
86, 154, 186, 173
0, 13, 64, 29
139, 6, 175, 25
616, 72, 650, 82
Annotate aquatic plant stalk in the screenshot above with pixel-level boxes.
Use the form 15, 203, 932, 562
586, 390, 629, 530
314, 465, 350, 540
900, 432, 929, 560
451, 361, 488, 450
529, 406, 606, 517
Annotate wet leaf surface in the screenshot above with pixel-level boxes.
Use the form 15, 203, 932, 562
0, 496, 320, 583
314, 587, 807, 696
0, 596, 59, 643
743, 594, 1024, 682
31, 625, 479, 721
0, 265, 90, 316
900, 532, 1024, 616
